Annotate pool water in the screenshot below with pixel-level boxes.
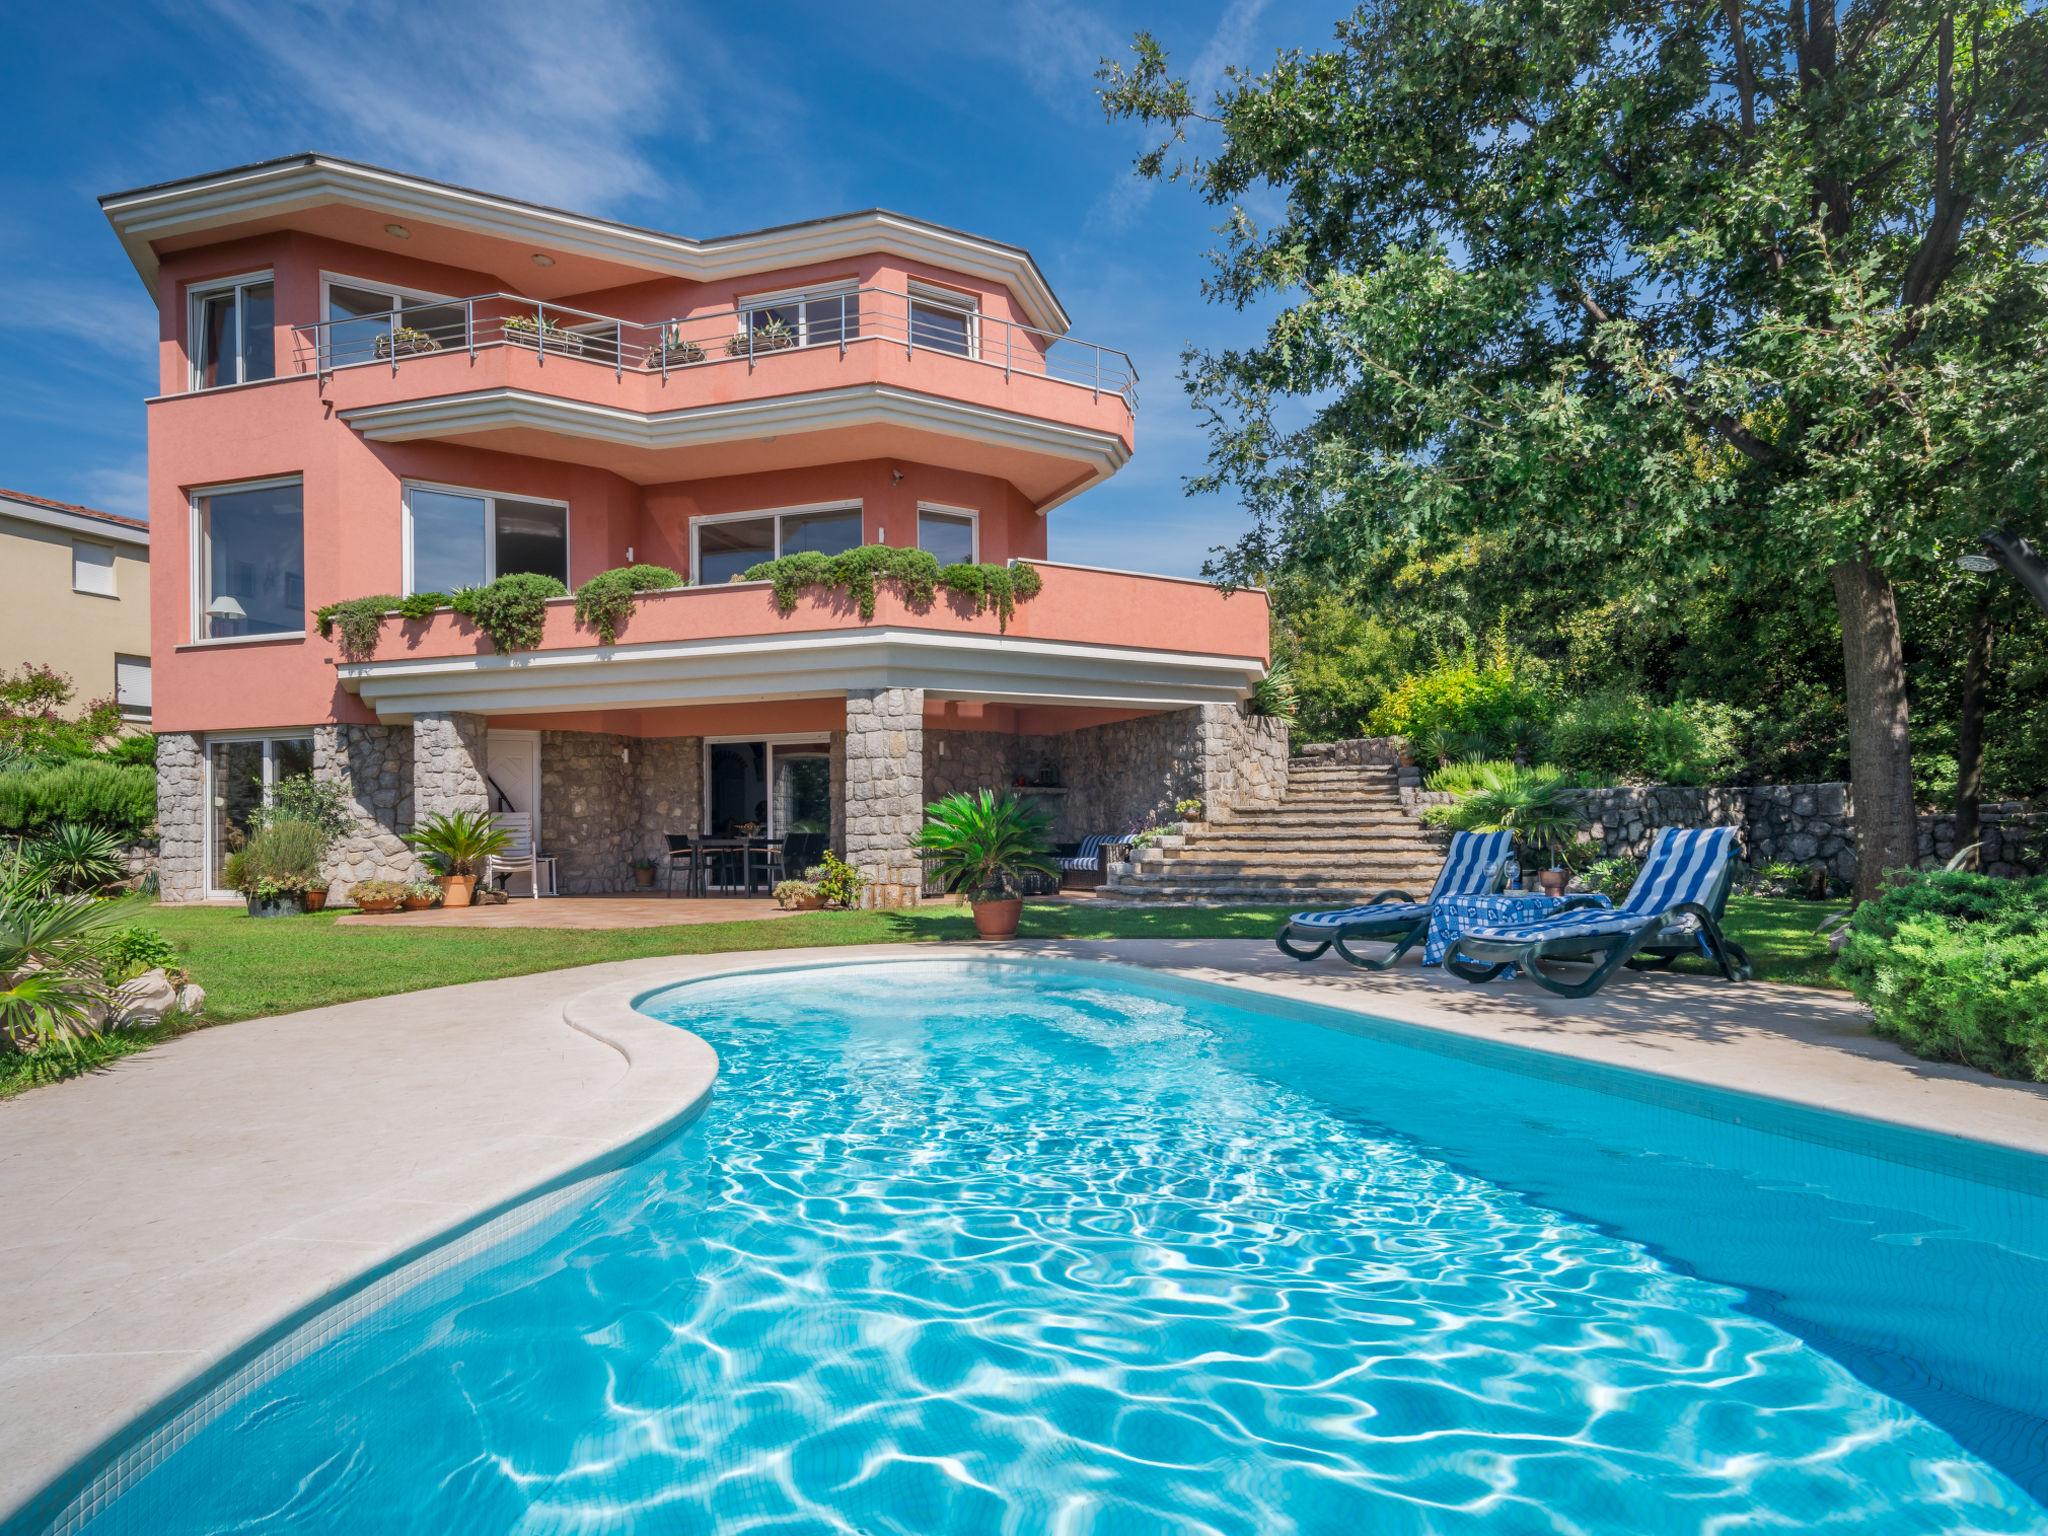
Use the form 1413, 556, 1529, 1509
39, 959, 2048, 1533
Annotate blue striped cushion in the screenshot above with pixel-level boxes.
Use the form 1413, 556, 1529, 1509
1428, 829, 1514, 902
1059, 835, 1125, 871
1464, 827, 1736, 944
1288, 901, 1432, 930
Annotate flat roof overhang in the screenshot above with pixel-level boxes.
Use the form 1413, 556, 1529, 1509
336, 628, 1261, 724
337, 384, 1130, 511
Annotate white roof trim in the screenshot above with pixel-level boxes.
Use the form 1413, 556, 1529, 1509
337, 627, 1260, 722
0, 496, 150, 548
101, 156, 1070, 332
337, 384, 1130, 511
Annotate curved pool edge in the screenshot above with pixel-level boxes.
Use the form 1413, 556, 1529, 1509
9, 937, 2048, 1533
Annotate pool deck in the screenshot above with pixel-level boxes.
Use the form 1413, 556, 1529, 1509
3, 938, 2046, 1524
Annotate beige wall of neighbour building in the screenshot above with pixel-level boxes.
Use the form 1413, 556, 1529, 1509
0, 489, 152, 720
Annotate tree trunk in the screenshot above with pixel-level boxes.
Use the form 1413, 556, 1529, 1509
1952, 587, 1995, 869
1831, 559, 1919, 902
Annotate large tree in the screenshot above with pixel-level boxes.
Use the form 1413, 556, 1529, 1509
1102, 0, 2048, 899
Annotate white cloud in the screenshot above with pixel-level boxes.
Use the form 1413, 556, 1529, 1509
0, 281, 157, 370
1004, 0, 1125, 110
81, 462, 149, 521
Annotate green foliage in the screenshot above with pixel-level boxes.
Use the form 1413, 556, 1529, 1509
249, 775, 352, 842
1422, 762, 1581, 867
1575, 855, 1643, 902
19, 822, 126, 894
449, 573, 568, 654
313, 592, 453, 659
403, 881, 443, 904
1369, 642, 1553, 764
0, 759, 155, 840
804, 851, 866, 909
103, 924, 178, 986
572, 564, 686, 644
0, 851, 123, 1049
773, 878, 820, 908
0, 664, 124, 766
350, 879, 407, 905
222, 819, 326, 899
726, 316, 795, 356
1248, 664, 1296, 723
1547, 690, 1746, 786
406, 810, 511, 876
1836, 873, 2048, 1081
914, 789, 1058, 900
742, 544, 1045, 631
1743, 860, 1823, 899
1271, 589, 1419, 742
102, 733, 156, 768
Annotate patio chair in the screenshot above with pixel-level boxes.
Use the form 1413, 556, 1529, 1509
1055, 835, 1133, 890
483, 812, 557, 898
662, 833, 702, 898
1275, 829, 1514, 970
1443, 826, 1752, 999
749, 831, 827, 894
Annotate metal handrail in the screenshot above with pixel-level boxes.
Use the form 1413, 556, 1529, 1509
286, 284, 1139, 408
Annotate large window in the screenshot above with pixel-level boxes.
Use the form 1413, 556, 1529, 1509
72, 539, 117, 596
192, 479, 304, 641
908, 281, 977, 358
206, 734, 314, 896
917, 506, 978, 566
737, 284, 859, 349
405, 484, 569, 594
695, 505, 863, 585
322, 277, 467, 367
705, 739, 832, 838
189, 272, 275, 389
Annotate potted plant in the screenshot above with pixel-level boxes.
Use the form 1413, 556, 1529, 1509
774, 877, 823, 910
725, 316, 796, 356
1421, 764, 1582, 896
1174, 796, 1205, 823
650, 335, 706, 368
503, 311, 580, 354
807, 851, 866, 910
914, 790, 1057, 940
406, 810, 511, 908
401, 880, 442, 911
302, 879, 330, 914
351, 878, 405, 914
632, 857, 657, 888
373, 326, 440, 359
220, 819, 324, 918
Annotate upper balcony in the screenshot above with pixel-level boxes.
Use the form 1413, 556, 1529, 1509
280, 286, 1136, 508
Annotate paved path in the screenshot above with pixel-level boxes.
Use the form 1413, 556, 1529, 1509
4, 940, 2045, 1524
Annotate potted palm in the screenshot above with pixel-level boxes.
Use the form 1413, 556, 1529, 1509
914, 790, 1057, 940
1421, 764, 1582, 894
406, 810, 511, 908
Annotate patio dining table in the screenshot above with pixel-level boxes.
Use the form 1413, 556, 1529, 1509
695, 836, 777, 896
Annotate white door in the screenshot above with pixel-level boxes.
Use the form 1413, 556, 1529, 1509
486, 730, 542, 844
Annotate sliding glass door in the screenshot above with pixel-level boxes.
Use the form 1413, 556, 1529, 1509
207, 734, 314, 897
704, 740, 832, 838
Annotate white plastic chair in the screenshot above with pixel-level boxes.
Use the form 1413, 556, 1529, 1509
485, 811, 557, 898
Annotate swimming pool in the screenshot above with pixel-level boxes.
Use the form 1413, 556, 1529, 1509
21, 958, 2048, 1533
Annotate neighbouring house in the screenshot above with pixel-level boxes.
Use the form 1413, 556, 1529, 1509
0, 488, 153, 724
102, 153, 1281, 904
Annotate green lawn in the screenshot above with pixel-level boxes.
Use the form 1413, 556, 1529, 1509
0, 895, 1838, 1100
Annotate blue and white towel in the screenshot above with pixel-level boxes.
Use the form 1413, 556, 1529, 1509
1461, 828, 1738, 945
1288, 828, 1514, 930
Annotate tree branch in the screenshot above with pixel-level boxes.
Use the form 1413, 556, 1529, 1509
1720, 0, 1760, 132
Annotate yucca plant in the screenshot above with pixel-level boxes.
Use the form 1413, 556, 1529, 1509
406, 810, 511, 877
914, 790, 1056, 901
1423, 763, 1583, 869
19, 821, 126, 894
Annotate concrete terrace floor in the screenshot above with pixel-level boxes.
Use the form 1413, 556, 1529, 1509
4, 939, 2047, 1524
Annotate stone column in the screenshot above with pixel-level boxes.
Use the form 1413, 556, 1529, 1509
842, 687, 924, 907
412, 711, 488, 822
155, 732, 207, 902
314, 723, 420, 899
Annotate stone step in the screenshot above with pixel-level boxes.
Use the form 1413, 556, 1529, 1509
1213, 812, 1423, 831
1177, 831, 1439, 848
1098, 883, 1401, 903
1114, 869, 1439, 888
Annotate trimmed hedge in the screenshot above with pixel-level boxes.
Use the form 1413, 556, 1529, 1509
0, 759, 155, 840
1835, 872, 2048, 1081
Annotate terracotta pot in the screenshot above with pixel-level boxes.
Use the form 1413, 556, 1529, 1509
633, 866, 656, 887
438, 874, 476, 908
401, 894, 437, 911
794, 893, 823, 910
356, 897, 399, 914
301, 890, 328, 913
971, 897, 1023, 940
1538, 867, 1570, 897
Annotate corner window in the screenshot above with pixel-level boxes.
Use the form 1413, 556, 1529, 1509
72, 539, 117, 596
192, 479, 305, 640
917, 507, 978, 566
115, 655, 151, 719
189, 272, 275, 389
695, 505, 863, 585
322, 277, 466, 367
405, 484, 569, 595
908, 282, 977, 358
737, 285, 860, 348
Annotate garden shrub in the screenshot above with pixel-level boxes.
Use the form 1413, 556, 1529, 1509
1575, 855, 1642, 901
0, 759, 155, 839
742, 545, 1044, 631
1367, 645, 1553, 764
449, 573, 569, 653
314, 591, 455, 659
1835, 872, 2048, 1081
572, 564, 686, 644
103, 924, 179, 985
1547, 689, 1744, 785
222, 819, 327, 899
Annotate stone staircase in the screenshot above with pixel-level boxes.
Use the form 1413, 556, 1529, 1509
1100, 758, 1447, 904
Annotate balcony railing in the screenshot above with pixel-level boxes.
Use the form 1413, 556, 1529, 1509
287, 285, 1138, 409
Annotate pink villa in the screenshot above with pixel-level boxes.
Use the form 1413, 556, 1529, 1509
103, 154, 1282, 904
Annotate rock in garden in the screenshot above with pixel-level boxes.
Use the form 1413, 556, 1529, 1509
111, 968, 179, 1029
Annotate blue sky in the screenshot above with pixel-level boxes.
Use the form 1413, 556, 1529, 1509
0, 0, 1329, 576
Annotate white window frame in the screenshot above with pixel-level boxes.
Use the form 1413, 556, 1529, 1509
733, 281, 859, 348
907, 279, 980, 360
914, 503, 980, 564
201, 730, 317, 898
187, 475, 306, 646
701, 733, 836, 841
71, 538, 118, 597
318, 272, 462, 366
401, 480, 572, 596
115, 654, 151, 720
689, 501, 865, 585
186, 269, 275, 391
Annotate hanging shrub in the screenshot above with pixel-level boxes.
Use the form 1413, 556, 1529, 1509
313, 592, 453, 660
934, 562, 1043, 629
740, 545, 1043, 631
448, 573, 569, 653
572, 564, 686, 644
